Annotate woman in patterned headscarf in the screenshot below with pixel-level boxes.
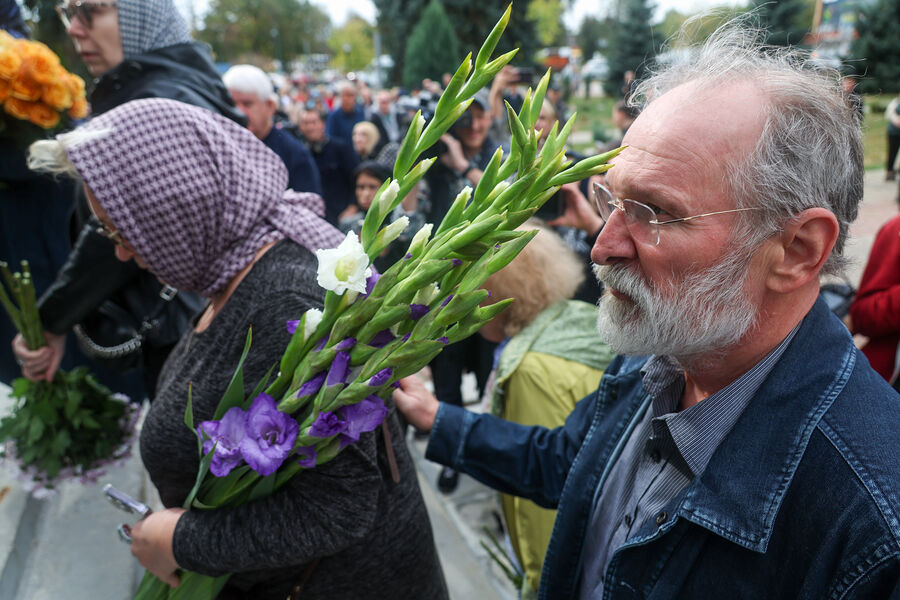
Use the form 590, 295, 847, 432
23, 98, 449, 600
18, 0, 244, 398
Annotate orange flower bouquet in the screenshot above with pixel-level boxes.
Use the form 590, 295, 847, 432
0, 30, 88, 146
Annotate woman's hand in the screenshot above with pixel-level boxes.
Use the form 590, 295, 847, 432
130, 508, 185, 587
392, 375, 440, 433
438, 134, 469, 174
12, 331, 66, 381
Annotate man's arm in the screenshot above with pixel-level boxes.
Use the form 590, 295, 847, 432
394, 376, 597, 508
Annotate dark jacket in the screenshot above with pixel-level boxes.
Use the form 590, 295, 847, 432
428, 297, 900, 599
305, 136, 360, 226
262, 126, 322, 196
38, 42, 243, 386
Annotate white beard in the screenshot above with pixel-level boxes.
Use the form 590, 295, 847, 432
594, 249, 758, 360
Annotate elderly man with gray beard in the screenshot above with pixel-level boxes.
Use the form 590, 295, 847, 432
394, 22, 900, 600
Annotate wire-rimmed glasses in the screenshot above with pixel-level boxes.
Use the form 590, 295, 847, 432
590, 181, 760, 246
56, 1, 118, 29
95, 221, 124, 246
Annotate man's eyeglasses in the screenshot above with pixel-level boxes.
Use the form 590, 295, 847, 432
591, 181, 761, 246
95, 221, 124, 246
56, 1, 117, 29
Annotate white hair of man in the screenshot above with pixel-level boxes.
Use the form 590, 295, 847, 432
222, 64, 276, 102
629, 17, 863, 276
335, 79, 357, 95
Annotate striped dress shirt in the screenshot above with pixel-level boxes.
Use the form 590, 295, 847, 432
579, 326, 799, 598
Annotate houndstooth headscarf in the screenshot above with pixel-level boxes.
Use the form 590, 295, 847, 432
65, 98, 345, 298
117, 0, 192, 58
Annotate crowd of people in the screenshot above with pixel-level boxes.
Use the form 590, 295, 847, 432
3, 0, 900, 599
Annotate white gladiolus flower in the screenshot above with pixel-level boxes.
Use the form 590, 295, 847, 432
380, 215, 409, 242
303, 308, 323, 340
375, 179, 401, 216
315, 232, 372, 295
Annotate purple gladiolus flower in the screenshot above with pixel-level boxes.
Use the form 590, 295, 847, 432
391, 381, 401, 389
409, 304, 430, 320
326, 351, 351, 386
286, 319, 300, 335
451, 258, 463, 267
309, 411, 347, 437
239, 394, 299, 476
296, 446, 317, 468
369, 329, 395, 348
315, 335, 329, 351
337, 395, 389, 445
441, 295, 453, 307
296, 371, 326, 399
368, 368, 393, 387
335, 337, 357, 351
197, 406, 248, 477
402, 333, 411, 342
438, 337, 449, 344
365, 271, 380, 296
404, 253, 413, 260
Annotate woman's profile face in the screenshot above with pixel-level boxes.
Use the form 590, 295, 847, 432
63, 1, 124, 76
354, 172, 381, 211
84, 184, 148, 269
352, 128, 371, 156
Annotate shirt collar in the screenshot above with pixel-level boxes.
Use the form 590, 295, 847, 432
640, 325, 800, 477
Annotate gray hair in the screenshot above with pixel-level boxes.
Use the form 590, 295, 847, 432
631, 19, 863, 276
27, 128, 112, 180
222, 64, 276, 102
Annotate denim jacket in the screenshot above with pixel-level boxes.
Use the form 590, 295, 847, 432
427, 297, 900, 599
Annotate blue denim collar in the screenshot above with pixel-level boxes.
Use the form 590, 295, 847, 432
674, 296, 856, 553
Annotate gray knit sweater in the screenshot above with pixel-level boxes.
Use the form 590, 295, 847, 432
141, 240, 448, 599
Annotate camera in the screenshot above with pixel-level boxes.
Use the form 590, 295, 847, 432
511, 67, 536, 86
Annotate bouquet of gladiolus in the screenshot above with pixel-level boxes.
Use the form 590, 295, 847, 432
0, 261, 136, 497
0, 30, 88, 145
133, 6, 622, 599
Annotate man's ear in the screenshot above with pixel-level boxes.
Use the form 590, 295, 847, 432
766, 207, 839, 293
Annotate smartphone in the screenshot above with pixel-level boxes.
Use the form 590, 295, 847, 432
103, 483, 152, 518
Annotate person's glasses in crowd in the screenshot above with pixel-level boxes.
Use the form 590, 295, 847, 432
95, 221, 125, 246
590, 181, 760, 246
56, 1, 118, 29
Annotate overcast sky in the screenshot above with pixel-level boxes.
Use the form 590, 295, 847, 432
308, 0, 747, 29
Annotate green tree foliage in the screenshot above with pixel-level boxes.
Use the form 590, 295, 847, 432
576, 15, 615, 61
375, 0, 541, 86
604, 0, 659, 96
658, 7, 748, 46
197, 0, 331, 64
750, 0, 812, 46
402, 0, 460, 90
329, 14, 376, 72
850, 0, 900, 94
526, 0, 567, 47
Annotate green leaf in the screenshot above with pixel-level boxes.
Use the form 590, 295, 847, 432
169, 571, 231, 600
183, 442, 215, 510
27, 418, 45, 444
64, 388, 81, 420
214, 328, 253, 419
247, 472, 277, 503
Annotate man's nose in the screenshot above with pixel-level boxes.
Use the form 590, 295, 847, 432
590, 208, 637, 266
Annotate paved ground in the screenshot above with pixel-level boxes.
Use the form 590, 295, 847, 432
0, 169, 895, 600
